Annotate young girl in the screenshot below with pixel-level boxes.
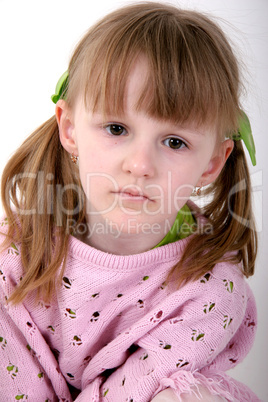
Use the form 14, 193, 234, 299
0, 2, 259, 401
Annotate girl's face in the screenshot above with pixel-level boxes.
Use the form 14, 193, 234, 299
57, 57, 233, 252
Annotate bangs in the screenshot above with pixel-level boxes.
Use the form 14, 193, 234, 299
68, 3, 241, 135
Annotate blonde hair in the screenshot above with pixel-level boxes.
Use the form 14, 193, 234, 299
1, 2, 257, 303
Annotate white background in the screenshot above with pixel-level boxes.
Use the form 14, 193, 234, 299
0, 0, 267, 400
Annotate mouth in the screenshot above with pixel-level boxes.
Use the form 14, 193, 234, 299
112, 188, 154, 202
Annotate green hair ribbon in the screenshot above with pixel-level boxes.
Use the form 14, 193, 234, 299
51, 72, 256, 166
233, 111, 256, 166
51, 71, 69, 104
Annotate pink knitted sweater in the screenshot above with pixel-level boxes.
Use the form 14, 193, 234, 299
0, 223, 259, 401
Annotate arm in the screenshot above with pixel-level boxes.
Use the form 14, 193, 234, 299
151, 387, 227, 401
0, 290, 71, 400
151, 388, 180, 402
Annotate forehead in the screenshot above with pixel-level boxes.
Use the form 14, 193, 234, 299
123, 56, 150, 111
77, 56, 216, 139
74, 44, 234, 138
67, 5, 241, 137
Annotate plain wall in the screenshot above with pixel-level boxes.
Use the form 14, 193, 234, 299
0, 0, 267, 400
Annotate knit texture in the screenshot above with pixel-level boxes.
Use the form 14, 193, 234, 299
0, 219, 259, 401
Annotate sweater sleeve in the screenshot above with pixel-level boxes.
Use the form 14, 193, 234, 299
76, 266, 258, 402
0, 236, 72, 402
0, 288, 72, 401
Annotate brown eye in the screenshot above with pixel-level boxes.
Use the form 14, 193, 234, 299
106, 124, 126, 136
164, 137, 186, 150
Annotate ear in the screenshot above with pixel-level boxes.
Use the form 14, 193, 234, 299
197, 139, 234, 186
55, 100, 78, 156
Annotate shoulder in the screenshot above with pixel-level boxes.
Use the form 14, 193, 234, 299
203, 261, 246, 289
174, 262, 254, 341
193, 262, 249, 310
208, 261, 249, 302
164, 261, 252, 333
178, 261, 253, 335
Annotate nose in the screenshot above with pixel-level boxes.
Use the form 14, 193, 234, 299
122, 143, 156, 178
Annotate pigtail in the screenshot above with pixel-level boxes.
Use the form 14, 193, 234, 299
173, 141, 257, 285
1, 116, 86, 303
204, 141, 257, 276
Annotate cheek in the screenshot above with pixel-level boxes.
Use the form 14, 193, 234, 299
170, 169, 201, 193
78, 166, 119, 204
78, 146, 106, 178
170, 184, 194, 211
166, 166, 205, 209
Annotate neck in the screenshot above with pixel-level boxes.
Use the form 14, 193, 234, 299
75, 217, 169, 255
